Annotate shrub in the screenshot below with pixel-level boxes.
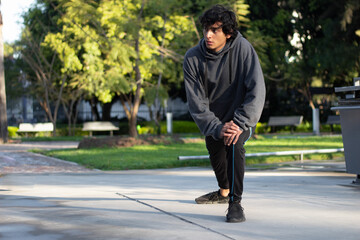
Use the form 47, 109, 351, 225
56, 126, 88, 137
254, 122, 269, 134
137, 120, 200, 135
172, 121, 200, 133
8, 126, 18, 138
295, 121, 312, 132
138, 125, 156, 135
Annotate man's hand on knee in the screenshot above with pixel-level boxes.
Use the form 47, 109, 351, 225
220, 121, 234, 139
223, 121, 243, 146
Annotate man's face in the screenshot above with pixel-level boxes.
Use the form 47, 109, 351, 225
203, 22, 231, 52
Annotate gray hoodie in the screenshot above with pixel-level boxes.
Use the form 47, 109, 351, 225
183, 32, 265, 140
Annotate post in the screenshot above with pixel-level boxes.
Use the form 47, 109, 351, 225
0, 9, 8, 143
312, 108, 320, 135
354, 77, 360, 86
166, 112, 172, 134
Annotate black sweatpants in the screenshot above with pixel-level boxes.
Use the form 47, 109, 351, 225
205, 128, 251, 202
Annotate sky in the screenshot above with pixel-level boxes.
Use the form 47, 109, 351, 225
1, 0, 36, 43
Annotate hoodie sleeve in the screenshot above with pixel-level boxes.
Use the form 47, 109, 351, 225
183, 53, 224, 140
233, 39, 266, 132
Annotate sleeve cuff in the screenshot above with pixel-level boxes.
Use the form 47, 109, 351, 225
213, 124, 224, 140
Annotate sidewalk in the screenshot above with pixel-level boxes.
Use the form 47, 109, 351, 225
1, 142, 360, 240
0, 141, 91, 174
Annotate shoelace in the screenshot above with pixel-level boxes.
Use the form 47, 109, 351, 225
208, 191, 220, 201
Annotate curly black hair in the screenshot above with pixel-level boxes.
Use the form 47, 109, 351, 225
199, 5, 238, 39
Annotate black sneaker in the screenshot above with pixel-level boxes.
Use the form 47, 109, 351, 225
226, 201, 246, 223
195, 190, 229, 204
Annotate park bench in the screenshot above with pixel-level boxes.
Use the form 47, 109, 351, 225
82, 121, 119, 136
325, 115, 341, 132
17, 122, 54, 137
268, 115, 303, 133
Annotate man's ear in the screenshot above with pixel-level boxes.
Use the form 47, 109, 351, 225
226, 31, 232, 39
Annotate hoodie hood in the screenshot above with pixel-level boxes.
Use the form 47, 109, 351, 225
199, 31, 242, 60
200, 31, 243, 87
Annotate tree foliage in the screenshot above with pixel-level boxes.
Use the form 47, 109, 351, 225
246, 0, 359, 119
41, 0, 195, 137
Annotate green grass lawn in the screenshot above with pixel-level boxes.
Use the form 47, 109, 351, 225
245, 135, 344, 164
40, 135, 344, 170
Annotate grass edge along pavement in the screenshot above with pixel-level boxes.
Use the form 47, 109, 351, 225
36, 135, 345, 171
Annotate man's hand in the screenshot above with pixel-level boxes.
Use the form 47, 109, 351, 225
219, 121, 233, 138
220, 121, 243, 146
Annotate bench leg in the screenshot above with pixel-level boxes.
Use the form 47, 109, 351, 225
110, 131, 113, 136
270, 126, 275, 133
89, 131, 93, 137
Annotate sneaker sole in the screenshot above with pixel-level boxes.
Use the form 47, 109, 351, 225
195, 200, 229, 204
226, 217, 246, 223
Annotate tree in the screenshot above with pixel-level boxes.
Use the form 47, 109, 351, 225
0, 3, 8, 143
18, 0, 67, 136
44, 0, 194, 137
245, 0, 359, 120
44, 0, 144, 137
19, 0, 88, 136
142, 0, 199, 134
289, 0, 359, 110
244, 0, 295, 119
20, 32, 66, 136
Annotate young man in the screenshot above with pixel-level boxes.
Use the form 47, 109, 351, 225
183, 5, 265, 223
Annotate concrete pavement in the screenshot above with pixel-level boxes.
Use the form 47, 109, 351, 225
0, 142, 360, 240
0, 141, 91, 174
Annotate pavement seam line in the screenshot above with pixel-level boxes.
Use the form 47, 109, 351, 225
116, 192, 235, 240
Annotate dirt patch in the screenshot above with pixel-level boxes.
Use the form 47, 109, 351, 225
77, 135, 204, 149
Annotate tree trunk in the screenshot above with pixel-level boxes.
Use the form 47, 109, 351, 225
117, 1, 145, 138
298, 81, 315, 110
72, 98, 81, 135
128, 64, 141, 138
0, 12, 8, 143
50, 76, 66, 136
90, 97, 100, 120
126, 1, 145, 138
62, 97, 79, 136
130, 39, 142, 138
128, 115, 137, 138
102, 102, 112, 121
152, 15, 167, 136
